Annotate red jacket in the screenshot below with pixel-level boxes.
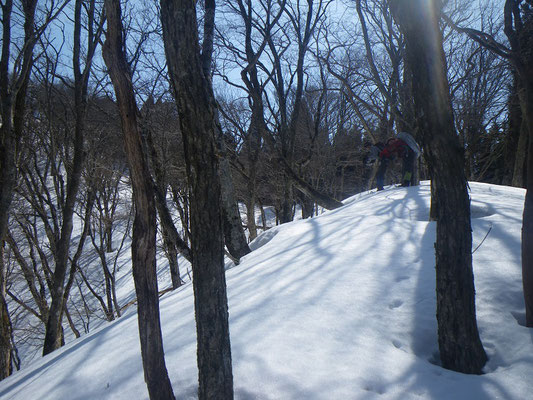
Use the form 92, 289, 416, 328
379, 138, 408, 160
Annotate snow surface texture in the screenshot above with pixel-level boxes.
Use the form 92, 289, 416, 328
0, 181, 530, 400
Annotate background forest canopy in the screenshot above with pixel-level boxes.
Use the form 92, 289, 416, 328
0, 0, 525, 376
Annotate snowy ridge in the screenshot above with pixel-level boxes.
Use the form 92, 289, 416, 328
0, 181, 530, 399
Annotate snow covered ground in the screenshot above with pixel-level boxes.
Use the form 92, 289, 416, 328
0, 181, 530, 399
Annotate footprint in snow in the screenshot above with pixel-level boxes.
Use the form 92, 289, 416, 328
388, 299, 404, 309
392, 339, 403, 349
395, 275, 410, 283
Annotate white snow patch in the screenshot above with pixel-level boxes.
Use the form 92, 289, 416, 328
0, 181, 530, 400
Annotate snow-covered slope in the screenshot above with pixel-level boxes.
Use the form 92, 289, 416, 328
0, 181, 530, 400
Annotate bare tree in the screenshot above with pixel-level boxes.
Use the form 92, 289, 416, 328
43, 0, 105, 356
102, 0, 175, 398
390, 0, 487, 374
160, 0, 234, 397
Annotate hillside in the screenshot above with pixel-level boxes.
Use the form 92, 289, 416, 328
0, 181, 530, 400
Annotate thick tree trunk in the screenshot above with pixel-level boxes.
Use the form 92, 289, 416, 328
390, 0, 486, 374
160, 2, 234, 398
523, 190, 533, 326
522, 77, 533, 327
102, 1, 175, 399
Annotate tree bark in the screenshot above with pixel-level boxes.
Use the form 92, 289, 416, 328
522, 77, 533, 326
0, 246, 12, 379
102, 0, 175, 398
390, 0, 487, 374
219, 152, 251, 261
160, 2, 234, 398
512, 116, 528, 188
245, 193, 258, 242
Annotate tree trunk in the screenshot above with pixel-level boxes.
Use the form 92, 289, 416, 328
522, 77, 533, 327
505, 72, 524, 186
218, 140, 251, 262
280, 178, 294, 224
102, 1, 175, 398
153, 184, 193, 263
143, 122, 190, 284
523, 188, 533, 326
429, 177, 438, 222
0, 245, 12, 379
245, 194, 258, 242
162, 225, 182, 289
512, 97, 528, 188
390, 0, 487, 374
0, 118, 16, 381
300, 191, 315, 219
160, 1, 234, 398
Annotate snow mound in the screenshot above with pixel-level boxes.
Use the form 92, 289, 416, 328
248, 226, 280, 251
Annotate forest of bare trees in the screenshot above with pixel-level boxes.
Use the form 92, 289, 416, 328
1, 0, 532, 397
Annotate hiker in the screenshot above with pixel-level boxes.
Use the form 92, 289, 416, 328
367, 132, 421, 191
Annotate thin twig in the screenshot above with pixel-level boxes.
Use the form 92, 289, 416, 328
472, 223, 493, 254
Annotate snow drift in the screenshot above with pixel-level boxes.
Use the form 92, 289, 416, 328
0, 181, 530, 400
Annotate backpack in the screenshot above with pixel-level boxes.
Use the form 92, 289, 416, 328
397, 132, 421, 157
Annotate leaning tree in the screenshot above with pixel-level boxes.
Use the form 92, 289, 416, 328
103, 0, 175, 398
